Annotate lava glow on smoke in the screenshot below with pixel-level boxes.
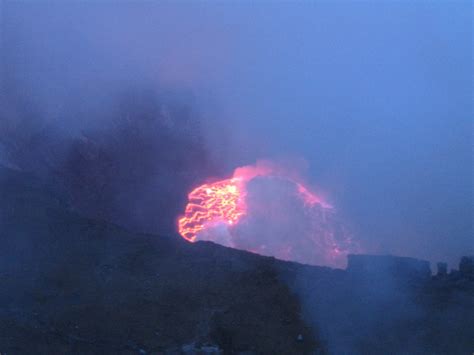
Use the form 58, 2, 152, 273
178, 162, 356, 267
178, 177, 246, 242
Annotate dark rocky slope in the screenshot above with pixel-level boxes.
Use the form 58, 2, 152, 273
0, 165, 472, 354
0, 166, 318, 354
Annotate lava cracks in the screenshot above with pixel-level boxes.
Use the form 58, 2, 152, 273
178, 178, 245, 242
178, 164, 357, 267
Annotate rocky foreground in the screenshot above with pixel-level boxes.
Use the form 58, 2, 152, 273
0, 166, 472, 354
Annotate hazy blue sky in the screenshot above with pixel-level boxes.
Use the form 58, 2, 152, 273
1, 1, 472, 266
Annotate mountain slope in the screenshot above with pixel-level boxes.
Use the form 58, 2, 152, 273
1, 165, 472, 354
0, 166, 319, 354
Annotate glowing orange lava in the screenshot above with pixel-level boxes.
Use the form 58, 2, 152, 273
178, 177, 246, 242
178, 162, 326, 242
178, 161, 358, 267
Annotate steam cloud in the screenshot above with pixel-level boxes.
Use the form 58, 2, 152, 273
197, 175, 357, 268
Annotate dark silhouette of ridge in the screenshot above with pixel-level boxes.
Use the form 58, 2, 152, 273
0, 165, 472, 354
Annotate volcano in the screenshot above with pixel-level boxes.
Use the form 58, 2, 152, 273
179, 162, 357, 267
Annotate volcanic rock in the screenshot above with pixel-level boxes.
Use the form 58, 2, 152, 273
0, 165, 473, 354
0, 165, 318, 354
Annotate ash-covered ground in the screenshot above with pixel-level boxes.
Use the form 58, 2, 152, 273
0, 165, 472, 354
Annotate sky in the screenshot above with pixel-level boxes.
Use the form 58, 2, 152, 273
0, 1, 472, 267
